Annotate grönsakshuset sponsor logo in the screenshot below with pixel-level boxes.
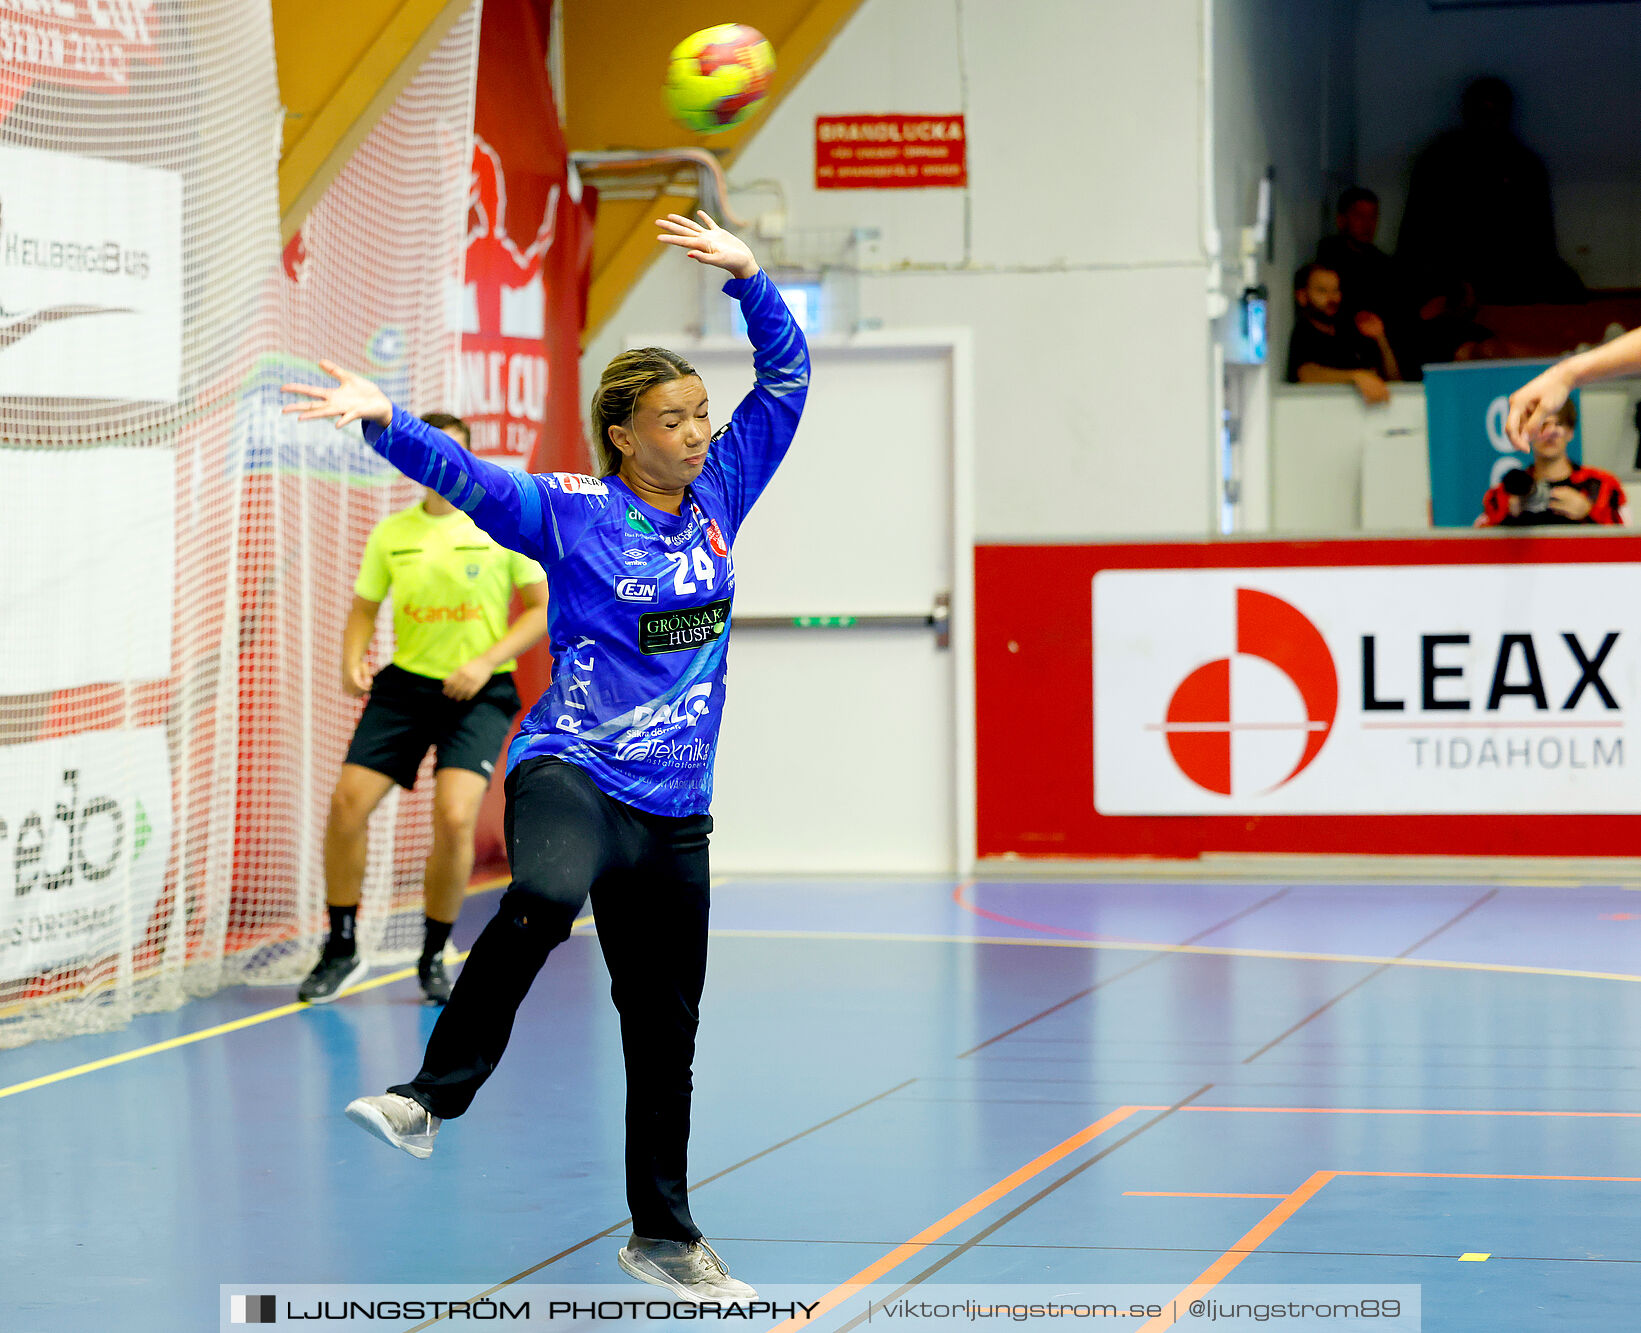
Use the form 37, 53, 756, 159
638, 599, 730, 655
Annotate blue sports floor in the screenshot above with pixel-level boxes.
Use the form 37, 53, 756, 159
4, 876, 1641, 1331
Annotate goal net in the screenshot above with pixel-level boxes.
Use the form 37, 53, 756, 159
0, 1, 481, 1048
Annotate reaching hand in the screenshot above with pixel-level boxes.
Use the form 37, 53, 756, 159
282, 360, 393, 430
1506, 364, 1574, 452
656, 211, 759, 280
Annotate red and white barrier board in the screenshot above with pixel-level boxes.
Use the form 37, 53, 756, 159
975, 537, 1641, 859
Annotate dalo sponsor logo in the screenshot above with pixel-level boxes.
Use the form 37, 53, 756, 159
615, 683, 715, 762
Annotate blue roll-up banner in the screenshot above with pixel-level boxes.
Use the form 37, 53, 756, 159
1424, 360, 1581, 527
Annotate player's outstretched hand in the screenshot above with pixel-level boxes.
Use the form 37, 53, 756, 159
1506, 364, 1574, 452
656, 211, 759, 281
282, 360, 393, 430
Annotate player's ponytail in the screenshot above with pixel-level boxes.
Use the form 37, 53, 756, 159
590, 348, 698, 476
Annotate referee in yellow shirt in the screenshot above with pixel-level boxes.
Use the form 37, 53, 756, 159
299, 413, 550, 1005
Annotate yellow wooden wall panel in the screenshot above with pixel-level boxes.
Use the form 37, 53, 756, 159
274, 0, 477, 239
564, 0, 865, 339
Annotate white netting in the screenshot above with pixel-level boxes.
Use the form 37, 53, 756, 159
0, 1, 480, 1046
229, 6, 482, 986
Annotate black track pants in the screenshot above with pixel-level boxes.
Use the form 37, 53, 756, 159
391, 756, 711, 1241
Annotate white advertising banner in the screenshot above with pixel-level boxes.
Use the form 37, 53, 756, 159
0, 727, 173, 984
0, 143, 182, 401
1094, 564, 1641, 814
0, 447, 174, 693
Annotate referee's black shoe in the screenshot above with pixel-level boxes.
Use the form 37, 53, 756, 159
298, 952, 368, 1004
418, 954, 452, 1005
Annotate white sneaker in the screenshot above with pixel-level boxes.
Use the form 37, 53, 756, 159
617, 1235, 757, 1302
344, 1093, 441, 1159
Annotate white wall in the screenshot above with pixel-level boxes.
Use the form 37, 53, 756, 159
581, 0, 1218, 541
1356, 0, 1641, 290
1270, 382, 1641, 534
1211, 0, 1356, 534
1214, 0, 1355, 361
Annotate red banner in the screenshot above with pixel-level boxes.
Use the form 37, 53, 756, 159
976, 537, 1641, 862
463, 0, 593, 472
0, 1, 161, 120
815, 114, 967, 189
464, 0, 593, 864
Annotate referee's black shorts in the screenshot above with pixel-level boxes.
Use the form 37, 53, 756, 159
344, 664, 522, 789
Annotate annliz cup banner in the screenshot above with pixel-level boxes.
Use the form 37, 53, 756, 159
462, 0, 592, 472
1423, 359, 1581, 527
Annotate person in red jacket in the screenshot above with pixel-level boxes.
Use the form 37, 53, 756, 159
1477, 398, 1627, 527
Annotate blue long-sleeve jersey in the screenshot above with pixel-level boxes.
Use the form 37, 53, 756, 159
361, 269, 809, 815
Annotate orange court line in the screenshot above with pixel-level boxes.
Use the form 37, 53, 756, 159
1131, 1164, 1641, 1332
1123, 1192, 1287, 1199
1134, 1104, 1641, 1118
1135, 1171, 1337, 1333
767, 1105, 1142, 1333
1343, 1170, 1641, 1183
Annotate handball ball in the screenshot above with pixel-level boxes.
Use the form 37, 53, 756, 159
664, 23, 776, 134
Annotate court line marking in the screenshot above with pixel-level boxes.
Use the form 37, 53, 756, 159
821, 1087, 1217, 1333
0, 871, 515, 1028
953, 882, 1288, 949
1135, 1166, 1641, 1333
401, 1078, 926, 1333
0, 871, 735, 1103
764, 1106, 1142, 1333
804, 1100, 1641, 1332
956, 888, 1292, 1057
0, 908, 594, 1105
1136, 1171, 1336, 1333
1133, 1105, 1641, 1118
1241, 889, 1498, 1064
706, 927, 1641, 986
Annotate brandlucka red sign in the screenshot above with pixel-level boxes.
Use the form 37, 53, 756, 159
815, 114, 967, 189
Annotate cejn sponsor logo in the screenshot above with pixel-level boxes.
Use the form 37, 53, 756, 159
638, 598, 730, 655
614, 577, 658, 603
1159, 589, 1337, 796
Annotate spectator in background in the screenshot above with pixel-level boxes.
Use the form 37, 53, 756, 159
1409, 274, 1500, 368
1286, 262, 1401, 405
1476, 398, 1626, 527
1398, 76, 1582, 308
1316, 188, 1401, 329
